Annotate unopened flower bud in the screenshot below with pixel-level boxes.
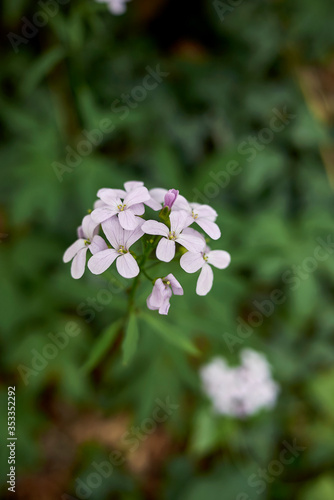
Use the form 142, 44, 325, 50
163, 189, 179, 209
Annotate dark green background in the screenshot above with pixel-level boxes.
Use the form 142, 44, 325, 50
1, 0, 334, 498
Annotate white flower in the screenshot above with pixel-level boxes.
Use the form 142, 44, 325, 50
91, 186, 150, 230
142, 211, 204, 262
96, 0, 131, 15
147, 274, 183, 315
180, 229, 230, 295
120, 181, 162, 211
173, 195, 221, 240
88, 217, 143, 279
200, 349, 279, 418
63, 214, 107, 279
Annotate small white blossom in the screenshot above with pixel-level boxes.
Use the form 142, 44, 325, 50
96, 0, 131, 15
200, 349, 279, 418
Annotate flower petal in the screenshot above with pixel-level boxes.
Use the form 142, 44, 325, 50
192, 203, 218, 220
196, 264, 214, 296
170, 210, 193, 235
172, 194, 190, 212
156, 238, 175, 262
159, 295, 171, 315
88, 249, 118, 275
71, 247, 88, 279
165, 273, 183, 295
196, 219, 221, 240
182, 227, 206, 244
124, 181, 144, 192
102, 217, 124, 248
98, 188, 125, 203
124, 186, 150, 207
116, 252, 140, 278
63, 239, 86, 263
118, 210, 139, 230
149, 188, 167, 204
93, 199, 106, 209
145, 197, 163, 211
131, 203, 145, 215
207, 250, 231, 269
77, 225, 85, 239
89, 235, 108, 255
123, 219, 144, 249
91, 206, 118, 224
176, 233, 205, 253
147, 294, 159, 310
142, 220, 169, 237
81, 214, 100, 240
180, 251, 204, 273
147, 279, 164, 308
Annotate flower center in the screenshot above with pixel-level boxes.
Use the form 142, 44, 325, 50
168, 231, 177, 240
84, 239, 90, 246
162, 279, 171, 287
191, 209, 198, 220
117, 204, 127, 211
203, 253, 208, 261
118, 245, 127, 254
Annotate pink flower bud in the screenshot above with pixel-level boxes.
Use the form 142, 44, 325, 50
163, 189, 179, 209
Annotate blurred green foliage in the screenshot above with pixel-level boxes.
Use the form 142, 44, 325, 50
1, 0, 334, 498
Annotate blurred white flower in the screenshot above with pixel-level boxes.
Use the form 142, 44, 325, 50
96, 0, 131, 15
200, 349, 279, 418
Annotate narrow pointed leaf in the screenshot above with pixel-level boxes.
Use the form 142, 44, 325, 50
140, 313, 200, 356
82, 318, 123, 373
122, 313, 139, 365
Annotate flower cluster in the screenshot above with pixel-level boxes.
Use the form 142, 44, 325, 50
200, 349, 279, 418
63, 182, 230, 314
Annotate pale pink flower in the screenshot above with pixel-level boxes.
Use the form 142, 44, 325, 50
142, 211, 203, 262
91, 186, 150, 230
173, 195, 221, 240
88, 218, 143, 278
200, 349, 279, 417
63, 215, 107, 279
147, 274, 183, 315
123, 181, 162, 211
97, 181, 162, 212
180, 229, 230, 295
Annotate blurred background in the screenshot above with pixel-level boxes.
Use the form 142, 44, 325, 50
1, 0, 334, 498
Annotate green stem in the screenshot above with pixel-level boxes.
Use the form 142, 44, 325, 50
144, 261, 162, 271
128, 273, 141, 311
141, 268, 154, 282
127, 238, 158, 311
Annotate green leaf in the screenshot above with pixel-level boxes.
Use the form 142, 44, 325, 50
189, 408, 219, 456
81, 318, 123, 373
301, 476, 334, 500
308, 369, 334, 417
140, 313, 200, 356
122, 313, 140, 365
20, 46, 65, 97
